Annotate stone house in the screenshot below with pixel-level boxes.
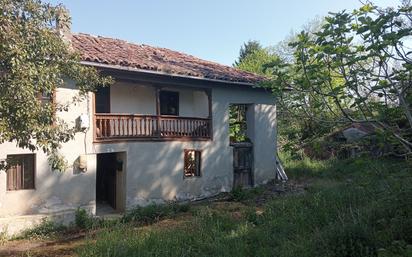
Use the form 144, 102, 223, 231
0, 32, 277, 235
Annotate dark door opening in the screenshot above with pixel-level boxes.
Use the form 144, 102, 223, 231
96, 153, 117, 210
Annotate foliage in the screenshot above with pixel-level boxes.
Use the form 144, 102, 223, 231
0, 230, 7, 245
74, 208, 96, 230
263, 2, 412, 156
18, 218, 67, 239
229, 104, 249, 142
233, 40, 263, 66
230, 185, 265, 202
78, 157, 412, 257
121, 202, 190, 224
236, 47, 280, 76
0, 0, 112, 171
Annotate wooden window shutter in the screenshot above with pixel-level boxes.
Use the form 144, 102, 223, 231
6, 154, 35, 191
6, 163, 16, 191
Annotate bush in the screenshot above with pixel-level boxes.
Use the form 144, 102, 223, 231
19, 218, 66, 239
230, 186, 248, 201
75, 208, 95, 229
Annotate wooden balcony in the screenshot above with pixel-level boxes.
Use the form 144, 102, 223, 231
94, 114, 212, 142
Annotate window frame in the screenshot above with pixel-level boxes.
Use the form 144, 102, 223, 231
37, 90, 57, 125
6, 154, 36, 191
183, 149, 202, 178
159, 90, 179, 116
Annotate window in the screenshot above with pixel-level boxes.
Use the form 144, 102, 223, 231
39, 91, 53, 105
184, 150, 201, 178
6, 154, 35, 191
229, 104, 249, 142
160, 91, 179, 116
95, 87, 110, 113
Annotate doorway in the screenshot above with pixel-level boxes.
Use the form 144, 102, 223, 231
229, 104, 254, 188
96, 152, 125, 214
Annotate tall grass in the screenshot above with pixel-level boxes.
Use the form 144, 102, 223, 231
78, 157, 412, 257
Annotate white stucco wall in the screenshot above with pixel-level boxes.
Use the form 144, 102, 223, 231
0, 78, 276, 235
95, 85, 277, 206
109, 82, 209, 118
0, 80, 96, 231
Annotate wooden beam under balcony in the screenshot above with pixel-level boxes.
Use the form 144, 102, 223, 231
94, 113, 212, 142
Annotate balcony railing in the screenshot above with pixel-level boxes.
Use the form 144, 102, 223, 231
94, 113, 212, 142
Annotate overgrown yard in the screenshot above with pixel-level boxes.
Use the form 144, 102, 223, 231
1, 157, 411, 257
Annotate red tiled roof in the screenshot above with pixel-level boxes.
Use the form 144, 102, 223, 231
71, 33, 265, 84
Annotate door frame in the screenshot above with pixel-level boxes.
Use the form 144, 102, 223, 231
231, 142, 254, 188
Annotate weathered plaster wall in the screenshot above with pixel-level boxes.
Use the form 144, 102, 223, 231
0, 79, 277, 235
95, 85, 277, 207
109, 82, 209, 118
0, 80, 96, 224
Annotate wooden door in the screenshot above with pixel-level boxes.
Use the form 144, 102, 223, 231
232, 143, 253, 188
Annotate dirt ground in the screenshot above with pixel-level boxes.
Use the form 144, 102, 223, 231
0, 233, 87, 257
0, 180, 306, 257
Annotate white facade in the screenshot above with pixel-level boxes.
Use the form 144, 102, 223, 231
0, 78, 276, 235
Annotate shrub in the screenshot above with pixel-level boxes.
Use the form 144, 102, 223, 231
75, 208, 94, 229
19, 218, 66, 239
230, 186, 248, 201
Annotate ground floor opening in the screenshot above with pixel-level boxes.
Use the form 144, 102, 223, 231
96, 152, 126, 215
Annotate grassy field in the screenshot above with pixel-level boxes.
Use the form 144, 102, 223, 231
77, 156, 412, 257
2, 156, 412, 257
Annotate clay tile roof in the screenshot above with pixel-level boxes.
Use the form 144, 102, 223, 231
71, 33, 265, 84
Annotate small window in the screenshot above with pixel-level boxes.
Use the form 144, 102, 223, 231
6, 154, 35, 191
160, 91, 179, 116
184, 150, 201, 178
39, 91, 52, 105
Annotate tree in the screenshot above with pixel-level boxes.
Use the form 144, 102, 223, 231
0, 0, 112, 170
266, 2, 412, 157
236, 47, 280, 76
234, 40, 263, 66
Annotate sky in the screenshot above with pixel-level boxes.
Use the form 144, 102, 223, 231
46, 0, 401, 66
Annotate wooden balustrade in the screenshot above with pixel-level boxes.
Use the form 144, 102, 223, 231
94, 114, 211, 141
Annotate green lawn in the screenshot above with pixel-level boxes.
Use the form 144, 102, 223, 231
77, 157, 412, 257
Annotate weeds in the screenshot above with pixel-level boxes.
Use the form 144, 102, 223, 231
0, 229, 7, 245
230, 186, 265, 202
121, 202, 190, 224
77, 157, 412, 257
18, 218, 67, 240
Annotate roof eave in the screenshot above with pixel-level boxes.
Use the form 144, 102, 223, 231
80, 61, 262, 87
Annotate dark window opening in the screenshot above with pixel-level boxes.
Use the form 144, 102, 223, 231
95, 87, 110, 113
6, 154, 35, 191
39, 91, 53, 105
229, 104, 249, 143
160, 91, 179, 116
184, 150, 201, 178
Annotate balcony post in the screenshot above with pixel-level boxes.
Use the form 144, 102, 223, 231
206, 89, 213, 139
155, 87, 161, 137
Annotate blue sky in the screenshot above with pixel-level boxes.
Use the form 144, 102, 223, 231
47, 0, 400, 66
